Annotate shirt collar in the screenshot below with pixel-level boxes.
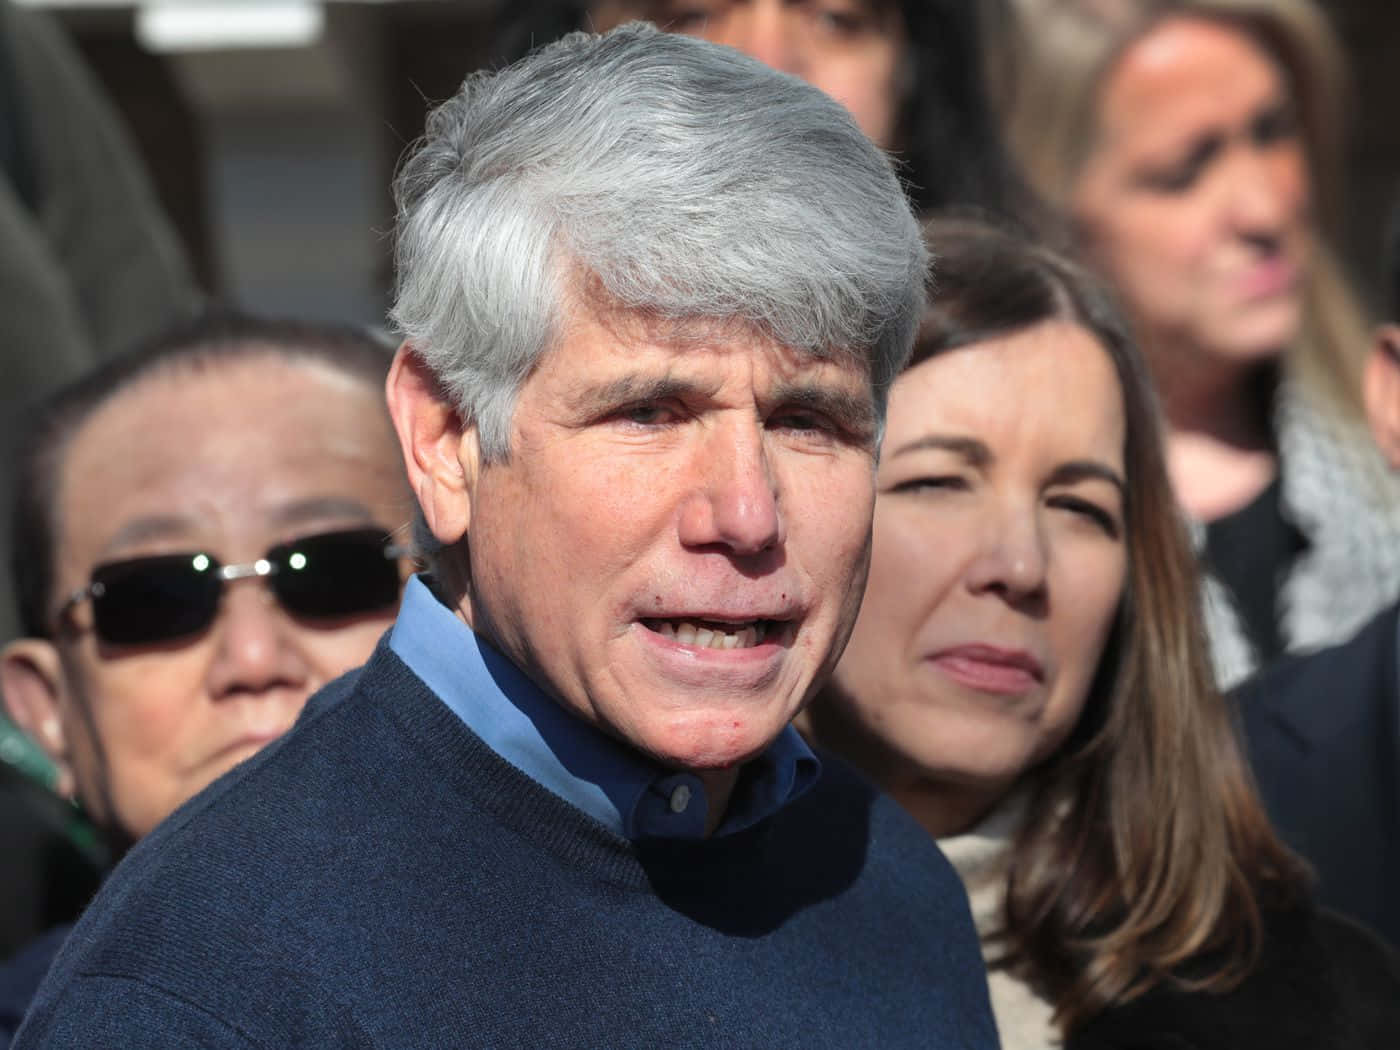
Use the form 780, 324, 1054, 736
388, 575, 820, 840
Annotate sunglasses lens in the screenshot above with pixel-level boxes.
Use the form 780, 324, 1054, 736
270, 529, 401, 621
90, 554, 222, 646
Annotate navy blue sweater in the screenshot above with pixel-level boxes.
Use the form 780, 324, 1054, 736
14, 645, 997, 1048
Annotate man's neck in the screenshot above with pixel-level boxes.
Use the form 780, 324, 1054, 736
696, 767, 742, 837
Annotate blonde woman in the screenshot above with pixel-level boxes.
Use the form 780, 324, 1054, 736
990, 0, 1400, 686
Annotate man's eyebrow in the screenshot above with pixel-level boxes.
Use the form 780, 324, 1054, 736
1048, 460, 1126, 494
101, 514, 197, 556
769, 382, 878, 437
269, 497, 378, 530
100, 499, 380, 559
887, 434, 991, 466
568, 374, 715, 415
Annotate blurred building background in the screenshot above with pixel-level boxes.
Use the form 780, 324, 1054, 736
24, 0, 502, 329
18, 0, 1400, 328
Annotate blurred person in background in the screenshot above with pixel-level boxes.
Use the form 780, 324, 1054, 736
0, 0, 201, 942
802, 219, 1400, 1049
0, 0, 199, 640
1233, 199, 1400, 950
0, 313, 410, 1044
990, 0, 1400, 687
501, 0, 1044, 226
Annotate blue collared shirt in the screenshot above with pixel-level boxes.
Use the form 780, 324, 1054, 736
388, 576, 820, 840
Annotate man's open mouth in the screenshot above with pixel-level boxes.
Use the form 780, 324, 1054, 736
640, 618, 780, 650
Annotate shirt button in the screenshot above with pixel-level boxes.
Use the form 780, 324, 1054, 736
669, 784, 692, 814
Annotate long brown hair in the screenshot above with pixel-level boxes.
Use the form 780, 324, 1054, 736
912, 220, 1309, 1030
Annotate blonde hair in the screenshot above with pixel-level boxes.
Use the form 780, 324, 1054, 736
991, 0, 1371, 415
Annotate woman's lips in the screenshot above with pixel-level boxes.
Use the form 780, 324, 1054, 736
1235, 257, 1299, 301
929, 644, 1044, 696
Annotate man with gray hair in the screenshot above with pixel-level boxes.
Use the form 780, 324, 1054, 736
15, 24, 997, 1048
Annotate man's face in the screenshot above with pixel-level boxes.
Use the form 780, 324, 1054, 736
461, 307, 878, 771
18, 357, 409, 840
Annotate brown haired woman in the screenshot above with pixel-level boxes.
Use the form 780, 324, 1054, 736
802, 219, 1400, 1048
987, 0, 1400, 687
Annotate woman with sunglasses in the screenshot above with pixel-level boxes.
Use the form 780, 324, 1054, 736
802, 219, 1400, 1048
0, 312, 411, 1041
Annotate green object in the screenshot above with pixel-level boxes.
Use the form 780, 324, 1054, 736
0, 712, 56, 789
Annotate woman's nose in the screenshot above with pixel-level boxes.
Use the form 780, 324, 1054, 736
962, 503, 1049, 605
1226, 144, 1307, 242
717, 2, 805, 77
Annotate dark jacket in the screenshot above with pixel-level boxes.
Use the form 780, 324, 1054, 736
0, 925, 70, 1048
14, 643, 998, 1048
1232, 602, 1400, 948
1067, 907, 1400, 1049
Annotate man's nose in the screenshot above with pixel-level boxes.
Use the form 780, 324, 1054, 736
677, 422, 785, 556
718, 2, 804, 77
204, 582, 309, 700
962, 501, 1048, 605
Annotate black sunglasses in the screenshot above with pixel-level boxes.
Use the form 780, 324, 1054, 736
59, 528, 408, 647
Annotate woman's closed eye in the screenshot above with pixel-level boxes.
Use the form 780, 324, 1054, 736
660, 6, 713, 32
813, 2, 880, 38
1251, 101, 1298, 147
1047, 494, 1120, 538
887, 474, 970, 495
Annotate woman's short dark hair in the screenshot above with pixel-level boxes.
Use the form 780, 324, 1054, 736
11, 310, 395, 640
910, 219, 1309, 1029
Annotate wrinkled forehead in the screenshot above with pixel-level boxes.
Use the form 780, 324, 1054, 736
52, 359, 398, 566
560, 274, 876, 387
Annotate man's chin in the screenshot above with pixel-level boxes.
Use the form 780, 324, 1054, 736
633, 707, 796, 773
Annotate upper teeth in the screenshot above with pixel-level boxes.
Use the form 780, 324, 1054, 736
651, 620, 769, 649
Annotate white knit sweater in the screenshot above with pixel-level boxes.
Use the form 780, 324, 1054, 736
939, 797, 1061, 1050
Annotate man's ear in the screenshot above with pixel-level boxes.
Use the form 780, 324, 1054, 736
386, 342, 482, 546
1364, 324, 1400, 469
0, 639, 76, 798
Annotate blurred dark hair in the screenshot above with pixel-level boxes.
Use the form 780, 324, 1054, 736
494, 0, 1049, 229
11, 311, 395, 640
1387, 193, 1400, 321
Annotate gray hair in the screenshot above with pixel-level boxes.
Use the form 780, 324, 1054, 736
390, 21, 927, 461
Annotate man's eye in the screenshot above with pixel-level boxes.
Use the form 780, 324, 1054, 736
770, 412, 828, 433
616, 402, 680, 427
